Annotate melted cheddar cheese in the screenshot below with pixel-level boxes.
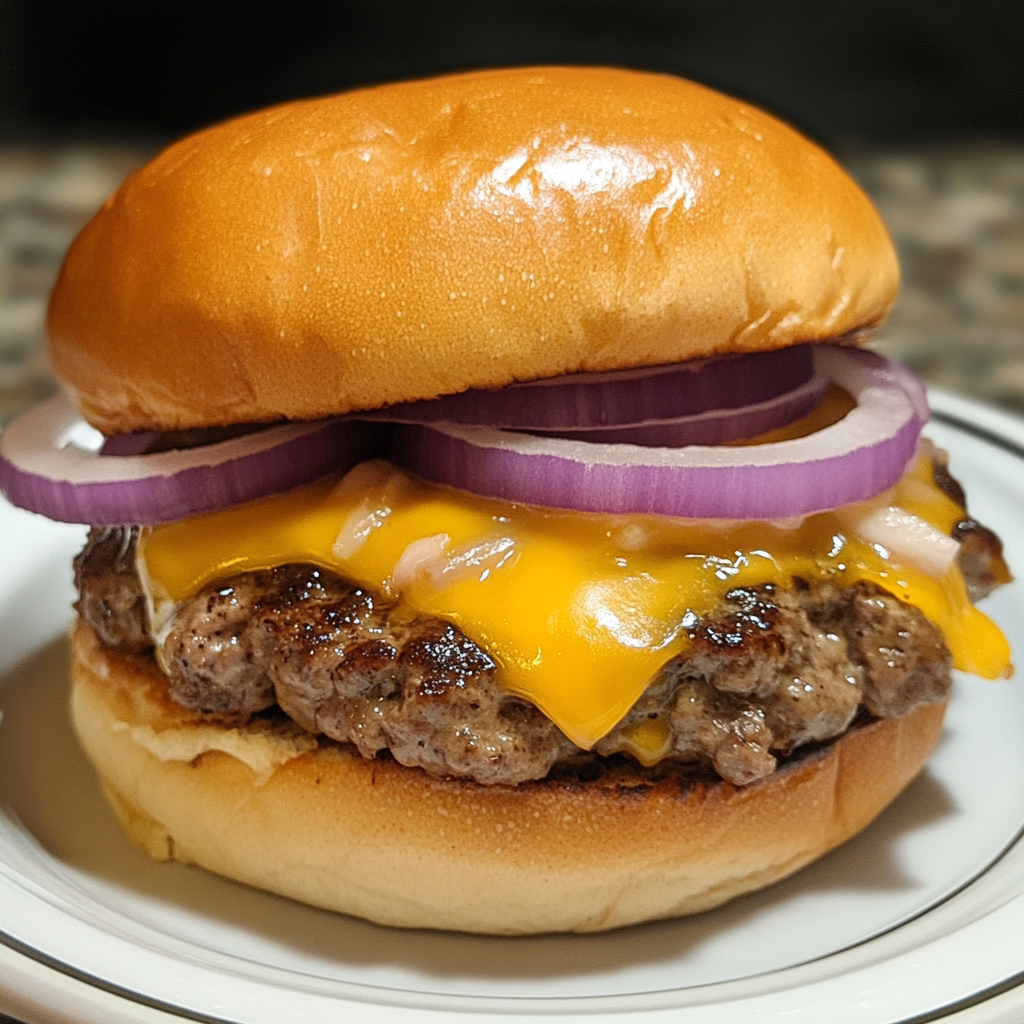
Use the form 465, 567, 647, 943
138, 447, 1011, 750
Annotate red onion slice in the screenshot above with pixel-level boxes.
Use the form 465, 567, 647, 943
393, 347, 928, 520
0, 396, 375, 525
532, 371, 829, 447
364, 345, 814, 429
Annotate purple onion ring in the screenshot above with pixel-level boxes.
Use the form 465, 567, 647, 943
363, 345, 814, 429
530, 371, 829, 447
393, 347, 929, 520
0, 399, 376, 525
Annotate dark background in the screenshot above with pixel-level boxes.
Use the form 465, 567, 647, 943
1, 0, 1022, 149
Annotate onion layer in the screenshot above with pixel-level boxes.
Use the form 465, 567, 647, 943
533, 371, 829, 447
0, 396, 375, 525
393, 347, 928, 520
364, 345, 814, 429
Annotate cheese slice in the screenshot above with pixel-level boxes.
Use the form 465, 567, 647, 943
138, 448, 1011, 750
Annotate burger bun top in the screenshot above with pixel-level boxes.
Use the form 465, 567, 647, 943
48, 66, 899, 434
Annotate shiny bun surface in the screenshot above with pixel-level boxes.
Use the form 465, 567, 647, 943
48, 67, 898, 433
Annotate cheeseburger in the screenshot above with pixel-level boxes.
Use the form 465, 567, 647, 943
0, 67, 1012, 934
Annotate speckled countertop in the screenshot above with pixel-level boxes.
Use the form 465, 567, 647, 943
0, 146, 148, 424
1, 143, 1022, 427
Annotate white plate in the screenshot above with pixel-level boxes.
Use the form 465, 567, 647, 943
2, 390, 1024, 1024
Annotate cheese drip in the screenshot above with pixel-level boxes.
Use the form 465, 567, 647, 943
138, 449, 1011, 749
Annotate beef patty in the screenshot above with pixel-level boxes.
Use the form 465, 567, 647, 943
74, 464, 1010, 788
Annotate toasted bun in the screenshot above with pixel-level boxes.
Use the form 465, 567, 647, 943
70, 621, 944, 934
48, 67, 898, 435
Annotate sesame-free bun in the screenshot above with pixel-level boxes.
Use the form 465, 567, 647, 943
49, 67, 898, 435
70, 621, 943, 934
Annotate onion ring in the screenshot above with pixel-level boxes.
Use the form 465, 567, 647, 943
0, 396, 375, 525
531, 371, 829, 447
392, 347, 928, 520
363, 345, 814, 429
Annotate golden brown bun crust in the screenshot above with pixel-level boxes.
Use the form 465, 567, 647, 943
70, 622, 944, 934
48, 67, 898, 434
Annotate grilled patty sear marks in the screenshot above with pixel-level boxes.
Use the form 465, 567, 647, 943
73, 457, 1009, 788
77, 545, 956, 788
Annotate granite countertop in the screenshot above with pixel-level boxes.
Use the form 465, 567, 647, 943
1, 143, 1022, 426
0, 146, 149, 424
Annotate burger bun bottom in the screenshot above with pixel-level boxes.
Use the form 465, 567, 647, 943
70, 622, 946, 935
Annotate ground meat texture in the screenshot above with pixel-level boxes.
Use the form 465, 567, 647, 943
593, 580, 948, 783
954, 519, 1013, 601
72, 446, 1002, 788
74, 527, 150, 654
813, 582, 951, 719
161, 575, 277, 723
87, 556, 953, 786
193, 565, 577, 785
931, 443, 1013, 601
